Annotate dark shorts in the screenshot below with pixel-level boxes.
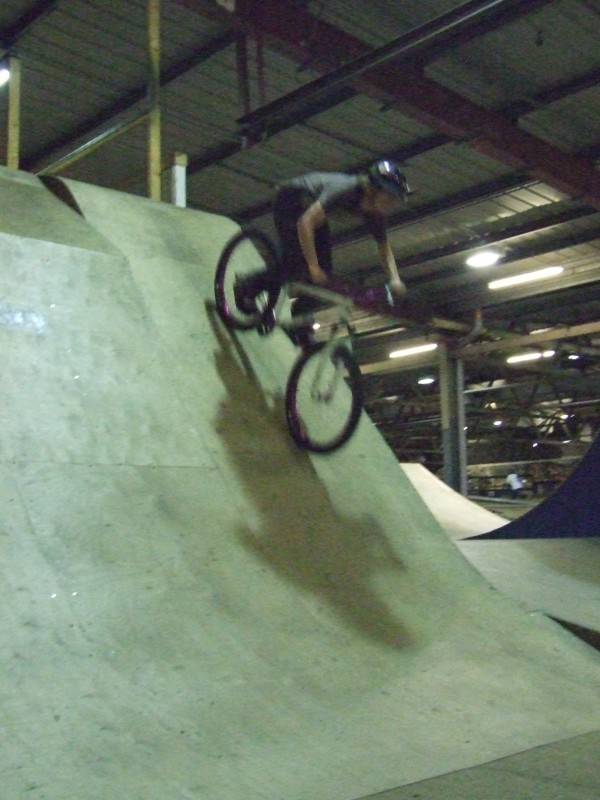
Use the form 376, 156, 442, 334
273, 186, 333, 282
238, 187, 333, 316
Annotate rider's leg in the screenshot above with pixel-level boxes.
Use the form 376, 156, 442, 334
272, 188, 317, 345
273, 186, 306, 281
234, 188, 304, 313
291, 223, 333, 318
234, 271, 279, 312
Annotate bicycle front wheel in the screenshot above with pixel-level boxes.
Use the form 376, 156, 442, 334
285, 343, 363, 453
214, 228, 280, 330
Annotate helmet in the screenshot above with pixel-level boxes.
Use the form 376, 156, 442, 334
368, 159, 412, 197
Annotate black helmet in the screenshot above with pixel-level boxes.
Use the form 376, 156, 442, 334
368, 159, 412, 197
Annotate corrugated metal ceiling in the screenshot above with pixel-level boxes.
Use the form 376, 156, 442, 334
2, 0, 600, 462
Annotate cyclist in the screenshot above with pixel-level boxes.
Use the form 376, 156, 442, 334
234, 159, 413, 328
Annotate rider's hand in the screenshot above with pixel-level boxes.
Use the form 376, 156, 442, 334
389, 276, 407, 297
308, 263, 329, 285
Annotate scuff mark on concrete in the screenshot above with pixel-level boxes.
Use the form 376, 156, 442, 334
0, 300, 46, 335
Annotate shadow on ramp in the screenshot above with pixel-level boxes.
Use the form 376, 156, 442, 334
208, 304, 413, 649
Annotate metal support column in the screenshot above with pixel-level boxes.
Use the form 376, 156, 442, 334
147, 0, 161, 200
7, 55, 21, 169
438, 342, 468, 494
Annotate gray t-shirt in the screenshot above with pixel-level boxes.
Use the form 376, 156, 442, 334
281, 172, 387, 242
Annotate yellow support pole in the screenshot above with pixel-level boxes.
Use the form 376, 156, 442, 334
147, 0, 161, 200
7, 55, 21, 169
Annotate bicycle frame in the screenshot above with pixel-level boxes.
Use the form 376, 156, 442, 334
266, 279, 357, 349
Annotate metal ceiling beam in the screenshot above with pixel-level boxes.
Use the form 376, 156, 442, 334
458, 319, 600, 358
410, 221, 600, 296
480, 281, 600, 320
335, 173, 533, 250
408, 0, 558, 65
0, 0, 59, 54
187, 84, 357, 175
235, 0, 554, 133
439, 236, 600, 314
23, 30, 236, 172
223, 0, 600, 209
393, 205, 597, 273
502, 64, 600, 121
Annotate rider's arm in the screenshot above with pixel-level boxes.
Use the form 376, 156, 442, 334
297, 202, 329, 284
378, 239, 406, 296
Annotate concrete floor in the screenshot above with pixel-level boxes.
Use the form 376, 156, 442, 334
1, 167, 600, 799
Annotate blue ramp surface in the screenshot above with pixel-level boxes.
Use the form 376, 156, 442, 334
471, 433, 600, 539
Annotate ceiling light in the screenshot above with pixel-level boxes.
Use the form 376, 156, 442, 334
493, 419, 503, 426
488, 265, 563, 290
506, 350, 555, 364
417, 376, 435, 385
0, 68, 9, 87
389, 342, 438, 359
466, 250, 501, 268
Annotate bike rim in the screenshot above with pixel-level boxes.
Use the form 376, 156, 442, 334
287, 345, 362, 453
215, 229, 278, 329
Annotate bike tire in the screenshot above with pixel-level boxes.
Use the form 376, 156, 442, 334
285, 343, 363, 453
214, 228, 280, 330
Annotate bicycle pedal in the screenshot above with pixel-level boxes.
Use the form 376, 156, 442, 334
257, 310, 276, 336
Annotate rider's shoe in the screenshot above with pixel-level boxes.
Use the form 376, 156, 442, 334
233, 280, 257, 313
257, 309, 276, 336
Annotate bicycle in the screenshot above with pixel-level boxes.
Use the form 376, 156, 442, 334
215, 228, 486, 453
214, 227, 364, 453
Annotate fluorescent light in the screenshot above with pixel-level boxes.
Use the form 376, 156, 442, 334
489, 265, 563, 290
466, 250, 501, 268
418, 376, 435, 385
0, 68, 9, 87
389, 342, 438, 359
506, 349, 555, 364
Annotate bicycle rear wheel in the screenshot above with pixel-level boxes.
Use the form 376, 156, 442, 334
214, 228, 280, 330
285, 343, 363, 453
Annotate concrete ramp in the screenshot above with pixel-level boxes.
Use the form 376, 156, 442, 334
2, 168, 600, 800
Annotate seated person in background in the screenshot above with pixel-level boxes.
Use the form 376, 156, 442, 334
505, 472, 524, 499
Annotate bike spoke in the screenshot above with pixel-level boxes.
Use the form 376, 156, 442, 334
286, 345, 362, 452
